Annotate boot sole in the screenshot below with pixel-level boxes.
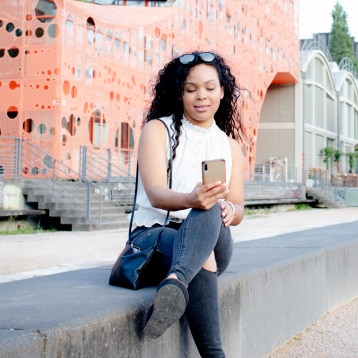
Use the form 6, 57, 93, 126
143, 279, 188, 338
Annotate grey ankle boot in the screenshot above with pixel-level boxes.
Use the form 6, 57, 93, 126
185, 269, 225, 358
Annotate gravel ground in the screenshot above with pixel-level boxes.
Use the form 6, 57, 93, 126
268, 298, 358, 357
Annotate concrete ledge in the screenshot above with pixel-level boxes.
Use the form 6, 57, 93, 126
0, 209, 47, 217
1, 221, 358, 358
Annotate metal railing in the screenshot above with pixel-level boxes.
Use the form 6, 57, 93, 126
0, 137, 22, 179
253, 163, 301, 184
0, 137, 103, 226
79, 146, 136, 203
80, 146, 135, 182
304, 168, 330, 187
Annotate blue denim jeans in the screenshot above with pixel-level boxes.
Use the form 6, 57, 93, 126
131, 203, 232, 357
129, 202, 233, 287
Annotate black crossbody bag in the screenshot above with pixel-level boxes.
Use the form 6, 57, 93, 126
109, 119, 172, 290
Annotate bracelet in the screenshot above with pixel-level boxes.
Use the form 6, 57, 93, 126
226, 200, 236, 216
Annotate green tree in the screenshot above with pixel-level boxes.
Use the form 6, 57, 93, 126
329, 2, 358, 72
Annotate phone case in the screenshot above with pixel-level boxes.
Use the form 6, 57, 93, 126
202, 159, 226, 184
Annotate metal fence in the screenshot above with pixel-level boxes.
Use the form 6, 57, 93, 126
0, 137, 22, 179
0, 137, 104, 226
0, 137, 138, 226
79, 146, 135, 182
253, 163, 302, 184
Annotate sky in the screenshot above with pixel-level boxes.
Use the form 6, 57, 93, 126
299, 0, 358, 40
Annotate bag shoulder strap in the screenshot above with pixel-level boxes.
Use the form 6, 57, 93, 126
128, 119, 173, 241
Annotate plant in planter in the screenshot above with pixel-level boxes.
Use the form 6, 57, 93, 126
323, 147, 335, 170
346, 149, 358, 174
322, 147, 343, 172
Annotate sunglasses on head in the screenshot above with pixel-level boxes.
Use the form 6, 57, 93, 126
178, 52, 216, 65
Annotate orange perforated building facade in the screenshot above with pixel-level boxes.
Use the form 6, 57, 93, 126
0, 0, 299, 179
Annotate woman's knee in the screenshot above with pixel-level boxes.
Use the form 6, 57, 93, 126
190, 202, 222, 226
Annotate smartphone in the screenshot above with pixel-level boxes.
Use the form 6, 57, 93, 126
202, 159, 226, 185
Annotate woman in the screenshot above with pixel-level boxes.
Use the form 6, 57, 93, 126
131, 51, 246, 357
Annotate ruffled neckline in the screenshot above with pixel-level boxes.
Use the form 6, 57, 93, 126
182, 116, 217, 134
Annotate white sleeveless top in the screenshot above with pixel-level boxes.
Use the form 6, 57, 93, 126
132, 115, 232, 227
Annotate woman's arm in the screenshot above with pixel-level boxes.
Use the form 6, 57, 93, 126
138, 120, 229, 212
221, 137, 245, 227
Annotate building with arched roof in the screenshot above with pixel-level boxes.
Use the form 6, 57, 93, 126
255, 34, 358, 184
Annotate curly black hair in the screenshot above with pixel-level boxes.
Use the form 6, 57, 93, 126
147, 51, 245, 159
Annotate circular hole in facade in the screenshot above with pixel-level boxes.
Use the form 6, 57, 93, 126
15, 29, 22, 37
66, 14, 73, 31
43, 155, 53, 168
9, 81, 18, 90
63, 80, 70, 95
71, 85, 77, 98
38, 123, 46, 134
62, 134, 67, 145
23, 118, 34, 133
35, 27, 44, 38
0, 48, 5, 58
48, 24, 58, 38
69, 114, 75, 135
85, 66, 93, 79
114, 32, 121, 48
7, 106, 18, 119
106, 29, 112, 41
8, 47, 20, 58
31, 167, 39, 175
35, 0, 57, 23
6, 22, 15, 32
86, 17, 95, 45
25, 29, 32, 37
50, 127, 55, 135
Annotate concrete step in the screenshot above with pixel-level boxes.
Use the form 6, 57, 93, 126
306, 187, 345, 208
60, 212, 128, 225
22, 179, 135, 231
71, 220, 129, 231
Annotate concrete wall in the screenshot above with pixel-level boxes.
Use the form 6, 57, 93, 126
0, 182, 26, 210
1, 221, 357, 357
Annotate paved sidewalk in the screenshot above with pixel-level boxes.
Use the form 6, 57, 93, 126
0, 207, 357, 283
